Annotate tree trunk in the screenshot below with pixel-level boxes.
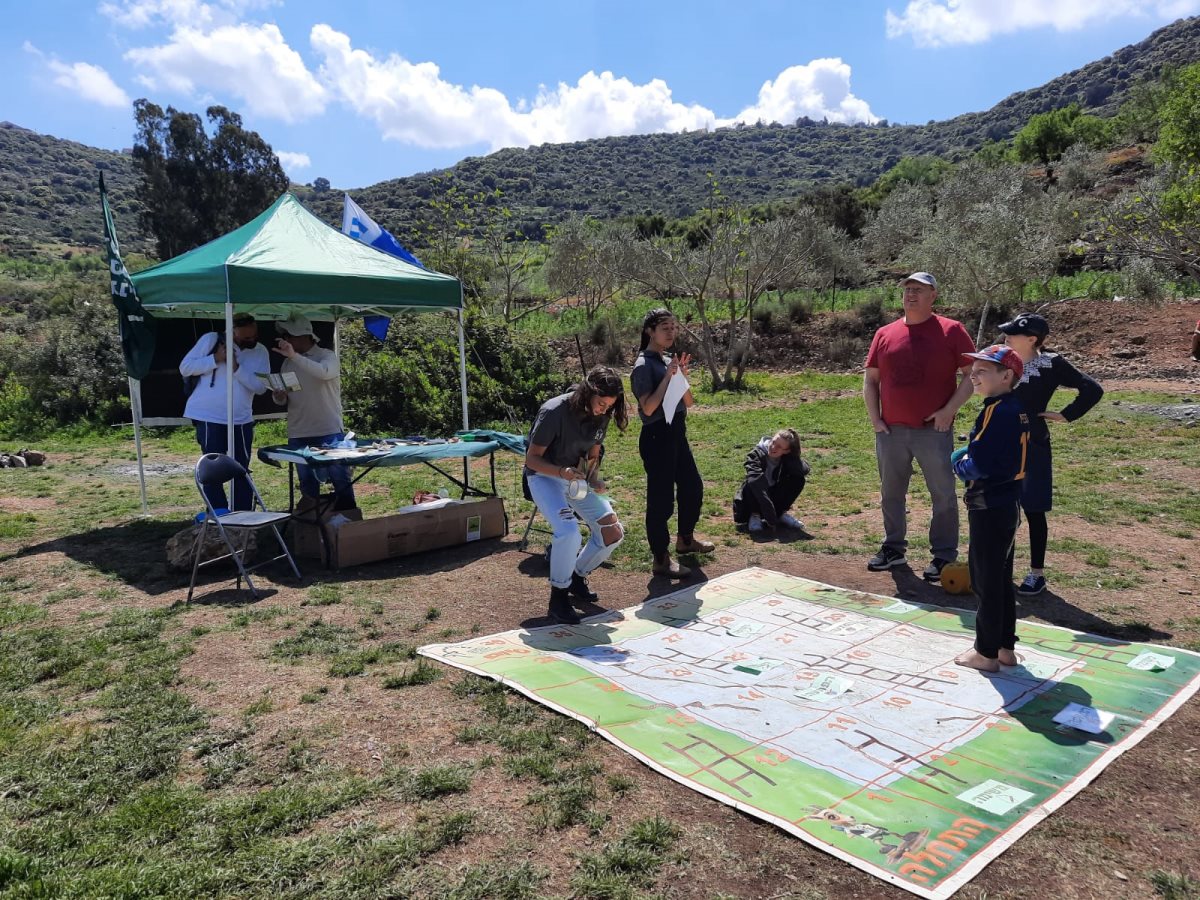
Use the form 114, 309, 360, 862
974, 297, 992, 349
694, 298, 724, 390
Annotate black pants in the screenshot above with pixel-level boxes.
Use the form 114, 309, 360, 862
968, 504, 1020, 658
639, 418, 703, 558
1025, 510, 1048, 570
733, 476, 806, 526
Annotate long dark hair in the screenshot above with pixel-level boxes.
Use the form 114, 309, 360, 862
774, 428, 801, 458
639, 307, 675, 352
569, 365, 629, 431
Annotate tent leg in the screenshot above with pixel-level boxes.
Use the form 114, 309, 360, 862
224, 301, 235, 459
456, 307, 470, 488
129, 377, 149, 517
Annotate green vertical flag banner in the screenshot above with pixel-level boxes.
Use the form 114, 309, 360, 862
100, 173, 156, 380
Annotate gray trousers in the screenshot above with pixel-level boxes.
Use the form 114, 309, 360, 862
875, 426, 959, 561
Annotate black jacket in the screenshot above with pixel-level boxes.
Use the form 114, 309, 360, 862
1013, 352, 1103, 443
733, 440, 810, 526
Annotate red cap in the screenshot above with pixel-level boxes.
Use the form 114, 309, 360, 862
963, 344, 1023, 379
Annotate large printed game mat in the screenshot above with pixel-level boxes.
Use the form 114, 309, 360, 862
419, 568, 1200, 898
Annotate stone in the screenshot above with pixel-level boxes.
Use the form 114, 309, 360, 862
166, 523, 258, 572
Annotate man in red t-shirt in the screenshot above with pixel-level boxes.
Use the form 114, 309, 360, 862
863, 272, 976, 580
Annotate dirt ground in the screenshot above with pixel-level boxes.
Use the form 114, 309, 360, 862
4, 298, 1200, 899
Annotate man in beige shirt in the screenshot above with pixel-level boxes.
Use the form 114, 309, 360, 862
271, 313, 356, 510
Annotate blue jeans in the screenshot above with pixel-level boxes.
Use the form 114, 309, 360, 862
288, 433, 356, 510
194, 420, 255, 511
527, 472, 622, 589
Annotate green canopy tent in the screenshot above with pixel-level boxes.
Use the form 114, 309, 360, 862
129, 192, 468, 479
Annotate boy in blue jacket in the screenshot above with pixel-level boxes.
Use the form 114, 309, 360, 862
952, 345, 1030, 673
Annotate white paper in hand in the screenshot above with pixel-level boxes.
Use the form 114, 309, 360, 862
662, 371, 689, 424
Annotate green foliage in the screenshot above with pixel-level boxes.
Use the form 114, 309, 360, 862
341, 313, 565, 433
132, 100, 290, 259
1012, 104, 1112, 164
1152, 62, 1200, 172
0, 297, 130, 437
865, 155, 952, 205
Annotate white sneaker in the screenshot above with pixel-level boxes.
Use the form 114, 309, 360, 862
748, 514, 764, 533
779, 513, 804, 529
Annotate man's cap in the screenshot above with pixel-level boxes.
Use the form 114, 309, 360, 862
276, 313, 318, 340
902, 272, 937, 289
232, 312, 255, 327
998, 313, 1049, 338
963, 344, 1023, 380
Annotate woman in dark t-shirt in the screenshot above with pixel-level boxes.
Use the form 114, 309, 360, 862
630, 308, 714, 579
1000, 313, 1104, 597
524, 366, 628, 624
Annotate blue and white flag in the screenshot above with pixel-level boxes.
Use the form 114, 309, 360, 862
342, 194, 426, 341
343, 194, 424, 268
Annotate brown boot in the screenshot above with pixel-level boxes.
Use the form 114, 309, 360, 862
652, 553, 691, 578
675, 535, 715, 555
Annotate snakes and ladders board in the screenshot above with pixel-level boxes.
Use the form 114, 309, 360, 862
420, 568, 1200, 898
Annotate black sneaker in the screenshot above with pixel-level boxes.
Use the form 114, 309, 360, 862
548, 586, 581, 625
569, 572, 599, 605
1016, 574, 1047, 596
923, 558, 951, 582
867, 546, 907, 571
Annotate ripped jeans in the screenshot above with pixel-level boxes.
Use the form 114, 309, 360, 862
526, 472, 622, 588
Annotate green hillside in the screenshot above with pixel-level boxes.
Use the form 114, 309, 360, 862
0, 123, 147, 254
3, 15, 1199, 254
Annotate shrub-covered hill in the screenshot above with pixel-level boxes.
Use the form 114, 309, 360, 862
299, 15, 1200, 235
0, 123, 147, 255
4, 15, 1200, 254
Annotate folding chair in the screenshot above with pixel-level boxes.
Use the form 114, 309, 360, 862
187, 453, 302, 601
518, 467, 553, 552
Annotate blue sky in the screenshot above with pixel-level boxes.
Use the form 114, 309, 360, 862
5, 0, 1199, 189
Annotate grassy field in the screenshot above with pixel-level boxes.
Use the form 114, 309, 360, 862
1, 374, 1198, 898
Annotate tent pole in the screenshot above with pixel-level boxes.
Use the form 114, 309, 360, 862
128, 377, 149, 516
456, 306, 470, 489
456, 306, 469, 431
224, 301, 235, 459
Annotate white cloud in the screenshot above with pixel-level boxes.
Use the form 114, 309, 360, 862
311, 25, 874, 152
886, 0, 1200, 47
23, 42, 131, 108
276, 150, 311, 173
98, 0, 277, 30
124, 23, 327, 122
728, 59, 877, 126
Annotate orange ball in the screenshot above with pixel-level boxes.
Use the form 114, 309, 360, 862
941, 562, 972, 595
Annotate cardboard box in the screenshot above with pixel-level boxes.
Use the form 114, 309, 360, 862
291, 496, 364, 560
323, 496, 506, 569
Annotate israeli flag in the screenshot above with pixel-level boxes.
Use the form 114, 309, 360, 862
342, 194, 424, 268
343, 194, 428, 341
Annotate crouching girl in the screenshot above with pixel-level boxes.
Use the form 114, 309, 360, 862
524, 367, 628, 624
733, 428, 809, 533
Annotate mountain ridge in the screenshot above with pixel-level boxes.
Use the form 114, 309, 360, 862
3, 15, 1198, 254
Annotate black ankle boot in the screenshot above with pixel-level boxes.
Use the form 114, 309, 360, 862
569, 571, 599, 605
548, 586, 581, 624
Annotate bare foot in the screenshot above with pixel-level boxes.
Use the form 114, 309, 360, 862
998, 648, 1022, 667
955, 649, 1000, 672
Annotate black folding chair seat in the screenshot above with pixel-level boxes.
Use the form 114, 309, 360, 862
187, 452, 301, 601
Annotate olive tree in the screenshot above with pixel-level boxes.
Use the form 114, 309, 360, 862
866, 160, 1071, 345
543, 217, 619, 323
